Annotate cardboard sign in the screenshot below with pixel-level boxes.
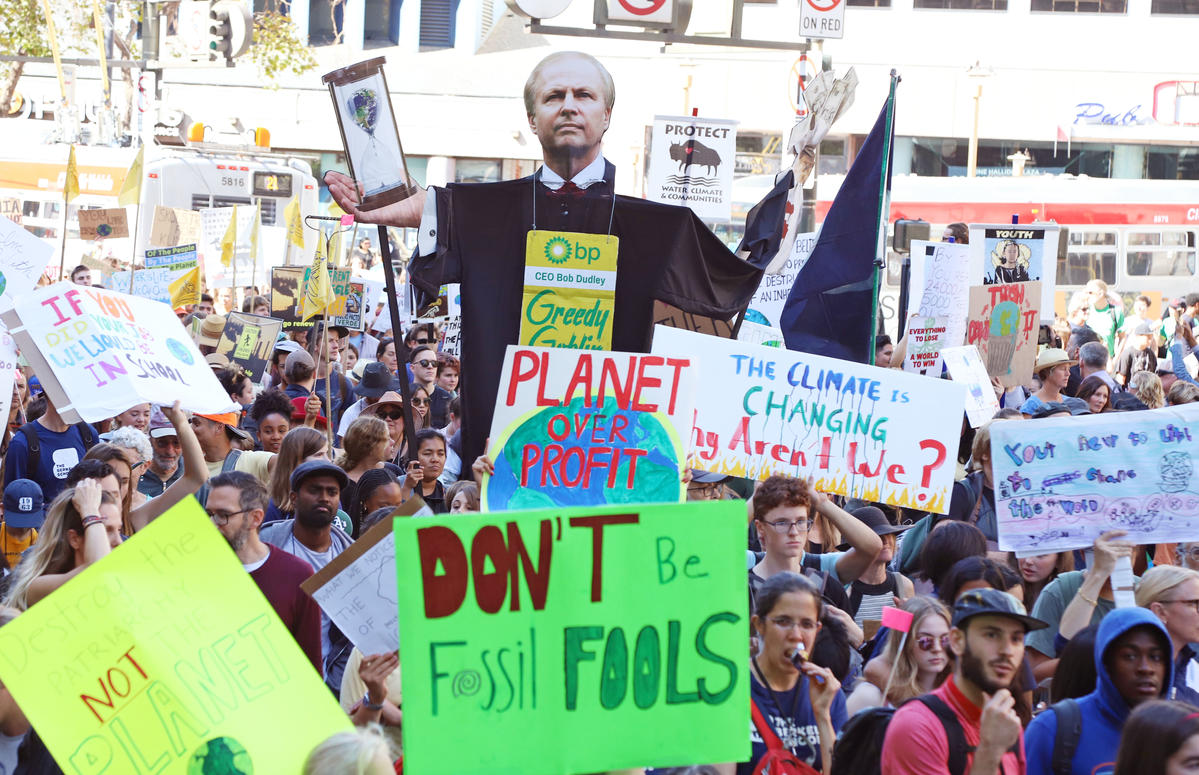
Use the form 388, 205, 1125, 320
746, 232, 817, 329
270, 266, 357, 330
969, 224, 1058, 322
520, 230, 617, 350
439, 315, 461, 357
149, 206, 201, 248
941, 345, 1000, 428
652, 326, 965, 513
736, 319, 784, 348
0, 282, 239, 423
106, 244, 199, 304
215, 312, 284, 383
301, 498, 426, 655
992, 405, 1199, 552
966, 282, 1041, 388
904, 314, 948, 375
394, 501, 750, 775
483, 345, 695, 511
270, 266, 305, 324
0, 214, 54, 309
78, 207, 130, 240
0, 497, 352, 774
908, 240, 970, 351
0, 198, 21, 226
648, 115, 738, 222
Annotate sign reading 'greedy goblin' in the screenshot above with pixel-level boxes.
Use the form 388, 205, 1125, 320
520, 229, 618, 350
394, 501, 749, 775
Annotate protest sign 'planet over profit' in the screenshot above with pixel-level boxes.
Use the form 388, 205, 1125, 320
484, 346, 695, 511
653, 326, 965, 513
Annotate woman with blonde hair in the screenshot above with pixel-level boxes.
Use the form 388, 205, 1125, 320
335, 416, 394, 515
1136, 564, 1199, 704
303, 723, 395, 775
4, 480, 121, 610
846, 595, 953, 715
1130, 370, 1165, 409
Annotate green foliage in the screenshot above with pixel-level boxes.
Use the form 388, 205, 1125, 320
250, 10, 317, 85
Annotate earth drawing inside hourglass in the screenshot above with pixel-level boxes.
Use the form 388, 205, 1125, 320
346, 88, 379, 137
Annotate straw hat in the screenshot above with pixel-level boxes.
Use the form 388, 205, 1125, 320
196, 314, 226, 348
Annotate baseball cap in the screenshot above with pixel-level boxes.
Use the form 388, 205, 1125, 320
148, 406, 178, 439
952, 588, 1048, 632
285, 349, 315, 373
273, 339, 303, 355
289, 460, 348, 492
689, 470, 729, 484
3, 479, 45, 529
194, 411, 252, 441
1133, 321, 1154, 336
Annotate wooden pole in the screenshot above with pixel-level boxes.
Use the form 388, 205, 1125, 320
322, 307, 334, 452
57, 202, 70, 281
376, 224, 418, 459
127, 201, 142, 294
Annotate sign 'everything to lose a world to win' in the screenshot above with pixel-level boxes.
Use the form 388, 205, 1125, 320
394, 501, 750, 775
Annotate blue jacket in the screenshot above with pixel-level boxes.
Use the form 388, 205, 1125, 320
1024, 607, 1174, 775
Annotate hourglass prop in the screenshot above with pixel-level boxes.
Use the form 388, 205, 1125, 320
322, 57, 419, 211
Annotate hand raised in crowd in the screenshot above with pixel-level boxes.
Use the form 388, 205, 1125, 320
472, 436, 494, 487
304, 393, 322, 423
802, 477, 830, 512
400, 461, 423, 499
323, 170, 426, 230
71, 478, 103, 517
164, 400, 187, 427
1092, 529, 1134, 577
358, 651, 399, 706
823, 604, 865, 649
978, 690, 1023, 755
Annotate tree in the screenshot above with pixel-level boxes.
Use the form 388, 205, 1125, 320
250, 8, 317, 84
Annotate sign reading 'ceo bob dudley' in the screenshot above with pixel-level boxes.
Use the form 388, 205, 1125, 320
648, 115, 738, 223
519, 230, 618, 351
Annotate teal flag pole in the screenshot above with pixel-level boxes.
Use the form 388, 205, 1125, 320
868, 70, 900, 365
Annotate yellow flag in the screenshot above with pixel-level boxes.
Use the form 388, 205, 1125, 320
249, 201, 261, 261
328, 228, 342, 268
168, 265, 201, 308
300, 236, 336, 321
63, 145, 80, 203
117, 145, 143, 207
283, 196, 304, 248
220, 205, 237, 267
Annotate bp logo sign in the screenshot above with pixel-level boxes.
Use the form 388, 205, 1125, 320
544, 236, 571, 265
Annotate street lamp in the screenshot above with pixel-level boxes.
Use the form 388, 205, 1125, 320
966, 61, 994, 178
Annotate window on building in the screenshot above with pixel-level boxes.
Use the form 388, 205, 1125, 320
364, 0, 401, 45
1059, 230, 1118, 286
1126, 230, 1197, 277
1031, 0, 1125, 11
454, 159, 501, 183
914, 0, 1007, 9
420, 0, 460, 49
847, 0, 891, 6
1152, 0, 1199, 12
818, 137, 848, 175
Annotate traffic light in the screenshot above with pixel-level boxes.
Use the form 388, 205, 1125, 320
207, 0, 251, 66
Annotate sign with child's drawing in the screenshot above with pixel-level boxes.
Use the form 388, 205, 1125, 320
992, 404, 1199, 552
969, 224, 1058, 322
966, 282, 1041, 389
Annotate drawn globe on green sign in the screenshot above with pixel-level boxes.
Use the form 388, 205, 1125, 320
484, 396, 683, 510
544, 236, 571, 265
187, 736, 253, 775
166, 337, 194, 366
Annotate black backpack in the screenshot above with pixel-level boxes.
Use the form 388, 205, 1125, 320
831, 694, 972, 775
1048, 698, 1082, 775
15, 420, 97, 478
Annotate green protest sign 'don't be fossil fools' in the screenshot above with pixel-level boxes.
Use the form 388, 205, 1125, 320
394, 501, 750, 775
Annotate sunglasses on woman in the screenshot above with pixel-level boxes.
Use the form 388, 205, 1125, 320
376, 410, 404, 420
916, 635, 951, 652
410, 397, 429, 406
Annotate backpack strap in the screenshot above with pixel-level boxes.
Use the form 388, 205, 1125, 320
75, 421, 96, 450
221, 448, 242, 474
17, 423, 40, 478
962, 472, 984, 526
915, 695, 975, 775
751, 697, 786, 752
1051, 699, 1082, 775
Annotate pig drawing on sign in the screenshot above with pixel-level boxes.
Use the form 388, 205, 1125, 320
669, 140, 722, 176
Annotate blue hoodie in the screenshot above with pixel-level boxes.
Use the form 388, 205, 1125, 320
1024, 608, 1174, 775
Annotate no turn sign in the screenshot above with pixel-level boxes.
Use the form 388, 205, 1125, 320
800, 0, 845, 39
606, 0, 674, 23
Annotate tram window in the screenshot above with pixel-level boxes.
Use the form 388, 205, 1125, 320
1126, 230, 1198, 276
21, 202, 37, 218
1070, 230, 1116, 246
1059, 251, 1116, 285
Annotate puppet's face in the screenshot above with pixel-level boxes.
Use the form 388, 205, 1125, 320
527, 57, 611, 160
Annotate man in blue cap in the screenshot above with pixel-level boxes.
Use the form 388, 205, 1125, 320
260, 460, 352, 692
0, 479, 43, 569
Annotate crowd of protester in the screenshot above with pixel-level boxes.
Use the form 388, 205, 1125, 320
0, 247, 1197, 775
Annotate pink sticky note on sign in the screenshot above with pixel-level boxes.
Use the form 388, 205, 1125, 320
881, 606, 914, 633
339, 214, 355, 226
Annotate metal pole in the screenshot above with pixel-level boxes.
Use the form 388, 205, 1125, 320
376, 224, 418, 459
896, 253, 911, 336
968, 83, 982, 178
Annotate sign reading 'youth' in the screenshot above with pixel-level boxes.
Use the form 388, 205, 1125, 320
653, 326, 965, 513
992, 405, 1199, 553
394, 501, 750, 775
483, 345, 695, 511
